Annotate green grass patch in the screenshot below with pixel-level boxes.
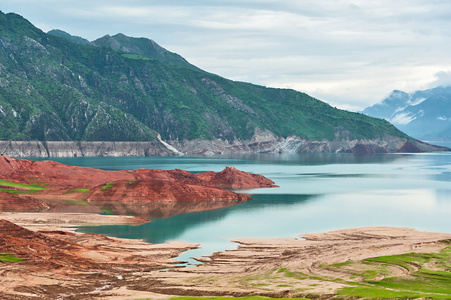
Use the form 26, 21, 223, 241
101, 208, 114, 215
64, 200, 88, 205
339, 286, 430, 298
101, 182, 116, 190
0, 253, 22, 263
276, 284, 292, 287
338, 246, 451, 299
331, 260, 353, 267
275, 268, 308, 280
0, 188, 24, 194
65, 188, 89, 194
0, 179, 47, 193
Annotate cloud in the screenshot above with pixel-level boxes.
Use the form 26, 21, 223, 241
429, 71, 451, 88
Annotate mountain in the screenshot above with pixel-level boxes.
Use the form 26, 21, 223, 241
362, 86, 451, 141
47, 29, 90, 45
91, 33, 199, 70
0, 11, 446, 156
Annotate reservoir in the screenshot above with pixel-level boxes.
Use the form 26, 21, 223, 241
40, 152, 451, 265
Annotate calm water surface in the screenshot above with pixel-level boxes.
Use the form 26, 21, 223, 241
41, 152, 451, 265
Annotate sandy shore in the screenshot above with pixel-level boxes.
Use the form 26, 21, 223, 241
0, 212, 149, 231
1, 218, 451, 299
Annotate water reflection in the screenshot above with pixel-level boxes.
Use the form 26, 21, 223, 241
80, 194, 316, 243
86, 200, 247, 219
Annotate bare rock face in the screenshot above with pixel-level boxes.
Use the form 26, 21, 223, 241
0, 192, 51, 212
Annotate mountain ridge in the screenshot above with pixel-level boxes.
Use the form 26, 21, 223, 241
0, 11, 447, 155
47, 29, 90, 45
362, 86, 451, 141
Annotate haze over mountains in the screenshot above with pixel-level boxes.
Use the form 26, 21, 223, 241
362, 86, 451, 142
0, 11, 446, 155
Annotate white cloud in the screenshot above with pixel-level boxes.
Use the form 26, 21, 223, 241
429, 70, 451, 88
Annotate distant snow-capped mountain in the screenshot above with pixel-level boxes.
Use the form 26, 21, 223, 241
362, 86, 451, 142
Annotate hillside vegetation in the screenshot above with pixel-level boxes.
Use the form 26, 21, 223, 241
0, 11, 407, 145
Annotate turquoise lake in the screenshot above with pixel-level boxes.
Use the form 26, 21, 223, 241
40, 152, 451, 265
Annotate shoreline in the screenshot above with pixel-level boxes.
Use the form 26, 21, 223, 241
1, 214, 451, 299
0, 211, 150, 232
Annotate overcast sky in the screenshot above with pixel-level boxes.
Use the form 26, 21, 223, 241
2, 0, 451, 110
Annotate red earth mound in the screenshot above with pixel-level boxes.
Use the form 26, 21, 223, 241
196, 166, 278, 189
0, 192, 51, 212
0, 219, 84, 266
0, 155, 277, 216
0, 156, 276, 190
0, 155, 133, 189
86, 179, 251, 203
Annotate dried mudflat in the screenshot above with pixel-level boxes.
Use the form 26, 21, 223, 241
1, 221, 451, 299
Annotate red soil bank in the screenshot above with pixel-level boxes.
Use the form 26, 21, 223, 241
0, 156, 277, 210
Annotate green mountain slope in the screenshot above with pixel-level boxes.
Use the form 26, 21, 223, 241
47, 29, 90, 45
1, 11, 436, 155
91, 33, 199, 71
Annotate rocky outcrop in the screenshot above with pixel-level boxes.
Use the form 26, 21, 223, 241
0, 192, 51, 212
197, 166, 278, 189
